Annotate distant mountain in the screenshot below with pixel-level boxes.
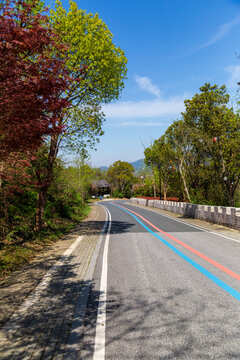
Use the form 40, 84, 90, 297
99, 166, 108, 172
129, 159, 145, 171
99, 159, 145, 172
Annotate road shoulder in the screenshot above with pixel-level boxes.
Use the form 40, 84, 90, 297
0, 203, 106, 328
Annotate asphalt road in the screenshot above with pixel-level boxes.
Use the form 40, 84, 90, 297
81, 200, 240, 360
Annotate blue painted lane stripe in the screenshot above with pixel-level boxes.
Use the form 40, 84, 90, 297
112, 203, 240, 302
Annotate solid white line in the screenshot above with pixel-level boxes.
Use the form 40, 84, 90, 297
93, 205, 111, 360
128, 202, 240, 245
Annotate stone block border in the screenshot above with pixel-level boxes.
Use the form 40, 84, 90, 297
130, 198, 240, 230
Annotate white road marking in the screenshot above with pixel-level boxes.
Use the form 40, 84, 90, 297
128, 203, 240, 244
93, 205, 111, 360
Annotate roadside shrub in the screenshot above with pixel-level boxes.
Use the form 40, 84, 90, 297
133, 185, 153, 197
113, 190, 120, 198
123, 185, 131, 198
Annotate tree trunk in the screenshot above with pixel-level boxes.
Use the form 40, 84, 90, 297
230, 195, 235, 207
153, 182, 156, 198
35, 186, 48, 231
163, 182, 167, 201
0, 162, 3, 189
158, 167, 162, 200
179, 157, 191, 203
34, 134, 59, 231
0, 162, 9, 221
226, 181, 239, 207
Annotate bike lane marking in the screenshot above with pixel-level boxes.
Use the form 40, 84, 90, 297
112, 203, 240, 303
115, 203, 240, 282
129, 202, 240, 244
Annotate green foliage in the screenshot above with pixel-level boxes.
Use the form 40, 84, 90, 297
183, 83, 230, 135
112, 190, 124, 198
123, 184, 132, 198
6, 191, 38, 239
133, 186, 146, 197
50, 0, 127, 105
8, 191, 37, 221
61, 100, 105, 154
0, 214, 86, 280
0, 153, 95, 242
44, 158, 92, 221
49, 0, 128, 156
182, 83, 240, 206
0, 0, 129, 277
32, 0, 128, 231
144, 83, 240, 206
144, 136, 177, 199
133, 185, 153, 197
107, 160, 135, 193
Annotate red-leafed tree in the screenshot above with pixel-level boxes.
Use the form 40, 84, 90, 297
0, 0, 79, 228
0, 0, 71, 158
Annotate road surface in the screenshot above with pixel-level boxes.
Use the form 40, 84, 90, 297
0, 200, 239, 359
82, 200, 240, 360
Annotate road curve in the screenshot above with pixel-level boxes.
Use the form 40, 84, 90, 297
82, 200, 240, 360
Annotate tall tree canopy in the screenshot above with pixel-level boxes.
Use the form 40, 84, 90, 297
50, 0, 128, 106
0, 0, 71, 158
48, 0, 128, 154
107, 161, 135, 193
144, 136, 176, 200
165, 120, 193, 202
182, 83, 240, 206
33, 0, 128, 229
144, 83, 240, 206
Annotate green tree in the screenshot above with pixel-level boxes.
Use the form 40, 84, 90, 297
165, 120, 193, 202
107, 161, 135, 194
92, 167, 107, 181
144, 136, 175, 200
182, 83, 240, 206
50, 0, 127, 106
74, 153, 95, 203
34, 1, 128, 230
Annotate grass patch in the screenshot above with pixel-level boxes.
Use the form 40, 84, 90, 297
0, 203, 91, 282
87, 198, 100, 204
80, 202, 92, 219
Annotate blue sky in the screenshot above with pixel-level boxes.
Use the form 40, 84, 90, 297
56, 0, 240, 167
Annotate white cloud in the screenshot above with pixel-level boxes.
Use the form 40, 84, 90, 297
102, 76, 188, 127
135, 75, 161, 97
226, 65, 240, 89
195, 15, 240, 51
109, 120, 164, 127
102, 96, 186, 119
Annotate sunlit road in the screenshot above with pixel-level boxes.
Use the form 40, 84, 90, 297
81, 200, 240, 360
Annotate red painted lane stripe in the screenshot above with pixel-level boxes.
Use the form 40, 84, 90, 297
114, 203, 240, 282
